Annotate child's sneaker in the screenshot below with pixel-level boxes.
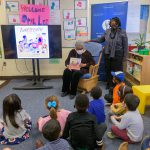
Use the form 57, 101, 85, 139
107, 131, 117, 139
96, 140, 104, 150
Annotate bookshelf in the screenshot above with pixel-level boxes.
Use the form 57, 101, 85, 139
126, 52, 150, 85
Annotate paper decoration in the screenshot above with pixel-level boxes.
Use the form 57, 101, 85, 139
6, 1, 19, 12
49, 10, 61, 25
76, 17, 87, 26
76, 27, 88, 36
49, 59, 60, 64
8, 14, 19, 24
48, 0, 60, 10
35, 0, 45, 5
63, 10, 74, 19
64, 19, 75, 30
20, 4, 50, 25
75, 0, 87, 10
64, 30, 76, 40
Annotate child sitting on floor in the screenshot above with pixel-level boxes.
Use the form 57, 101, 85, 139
88, 86, 107, 146
107, 93, 144, 143
62, 94, 103, 150
36, 119, 71, 150
0, 93, 32, 145
37, 96, 70, 133
105, 71, 125, 105
110, 85, 133, 115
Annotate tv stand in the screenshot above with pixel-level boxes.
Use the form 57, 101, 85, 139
13, 59, 53, 90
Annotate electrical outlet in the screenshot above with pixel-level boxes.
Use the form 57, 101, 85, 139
3, 62, 6, 66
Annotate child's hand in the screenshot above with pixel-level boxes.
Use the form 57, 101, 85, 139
114, 115, 122, 120
24, 119, 30, 128
111, 115, 121, 121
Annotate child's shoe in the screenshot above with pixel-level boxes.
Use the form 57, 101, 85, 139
107, 131, 117, 139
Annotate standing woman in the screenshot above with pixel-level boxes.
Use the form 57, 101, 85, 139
89, 17, 128, 89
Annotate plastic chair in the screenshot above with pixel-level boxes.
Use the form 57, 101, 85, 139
132, 85, 150, 114
78, 42, 103, 92
141, 136, 150, 150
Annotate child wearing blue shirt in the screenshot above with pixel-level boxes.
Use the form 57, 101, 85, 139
88, 86, 106, 124
88, 86, 107, 146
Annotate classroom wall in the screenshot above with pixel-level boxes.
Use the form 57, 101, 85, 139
0, 0, 150, 77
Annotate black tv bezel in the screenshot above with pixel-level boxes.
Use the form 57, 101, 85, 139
1, 25, 62, 59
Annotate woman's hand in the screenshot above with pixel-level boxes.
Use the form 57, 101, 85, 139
66, 65, 72, 71
80, 63, 86, 67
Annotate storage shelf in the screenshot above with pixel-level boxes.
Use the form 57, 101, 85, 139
126, 58, 142, 66
129, 52, 149, 58
126, 51, 150, 85
126, 72, 140, 82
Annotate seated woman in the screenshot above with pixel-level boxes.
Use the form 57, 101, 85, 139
61, 41, 95, 99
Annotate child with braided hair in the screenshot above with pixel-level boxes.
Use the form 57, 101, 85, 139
37, 96, 70, 133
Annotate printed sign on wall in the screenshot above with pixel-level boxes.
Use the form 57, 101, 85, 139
20, 4, 50, 25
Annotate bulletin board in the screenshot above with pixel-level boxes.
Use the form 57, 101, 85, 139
2, 0, 88, 48
60, 0, 88, 47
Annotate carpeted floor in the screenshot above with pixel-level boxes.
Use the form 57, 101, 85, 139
0, 79, 150, 150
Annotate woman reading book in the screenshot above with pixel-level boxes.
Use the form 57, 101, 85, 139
61, 41, 95, 99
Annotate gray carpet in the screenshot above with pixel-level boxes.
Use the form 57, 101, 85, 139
0, 79, 150, 150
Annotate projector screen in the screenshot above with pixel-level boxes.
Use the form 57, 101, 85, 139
15, 26, 49, 59
1, 25, 62, 59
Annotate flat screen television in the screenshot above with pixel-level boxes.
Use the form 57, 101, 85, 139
1, 25, 62, 59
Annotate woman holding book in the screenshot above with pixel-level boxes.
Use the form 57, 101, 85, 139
61, 41, 95, 99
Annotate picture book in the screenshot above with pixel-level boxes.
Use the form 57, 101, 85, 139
69, 57, 81, 70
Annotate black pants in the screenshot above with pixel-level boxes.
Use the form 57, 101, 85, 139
104, 87, 113, 103
62, 69, 83, 95
104, 54, 123, 87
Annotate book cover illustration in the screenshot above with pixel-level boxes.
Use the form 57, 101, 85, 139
69, 57, 81, 70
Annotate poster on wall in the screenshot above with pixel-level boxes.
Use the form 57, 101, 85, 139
76, 17, 87, 27
63, 10, 74, 19
126, 0, 140, 33
76, 27, 88, 36
64, 19, 75, 30
64, 30, 76, 40
91, 2, 128, 39
49, 10, 61, 25
8, 14, 19, 24
15, 26, 50, 59
75, 0, 87, 10
6, 1, 19, 12
19, 4, 50, 25
48, 0, 60, 10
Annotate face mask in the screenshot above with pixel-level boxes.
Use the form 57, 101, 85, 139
76, 49, 83, 55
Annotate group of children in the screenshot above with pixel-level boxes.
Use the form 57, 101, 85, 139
0, 71, 148, 150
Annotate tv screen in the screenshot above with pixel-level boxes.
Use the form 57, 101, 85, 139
1, 25, 62, 59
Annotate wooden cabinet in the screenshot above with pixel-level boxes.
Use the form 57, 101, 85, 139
125, 52, 150, 85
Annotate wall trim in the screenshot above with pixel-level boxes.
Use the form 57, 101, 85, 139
0, 75, 62, 80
